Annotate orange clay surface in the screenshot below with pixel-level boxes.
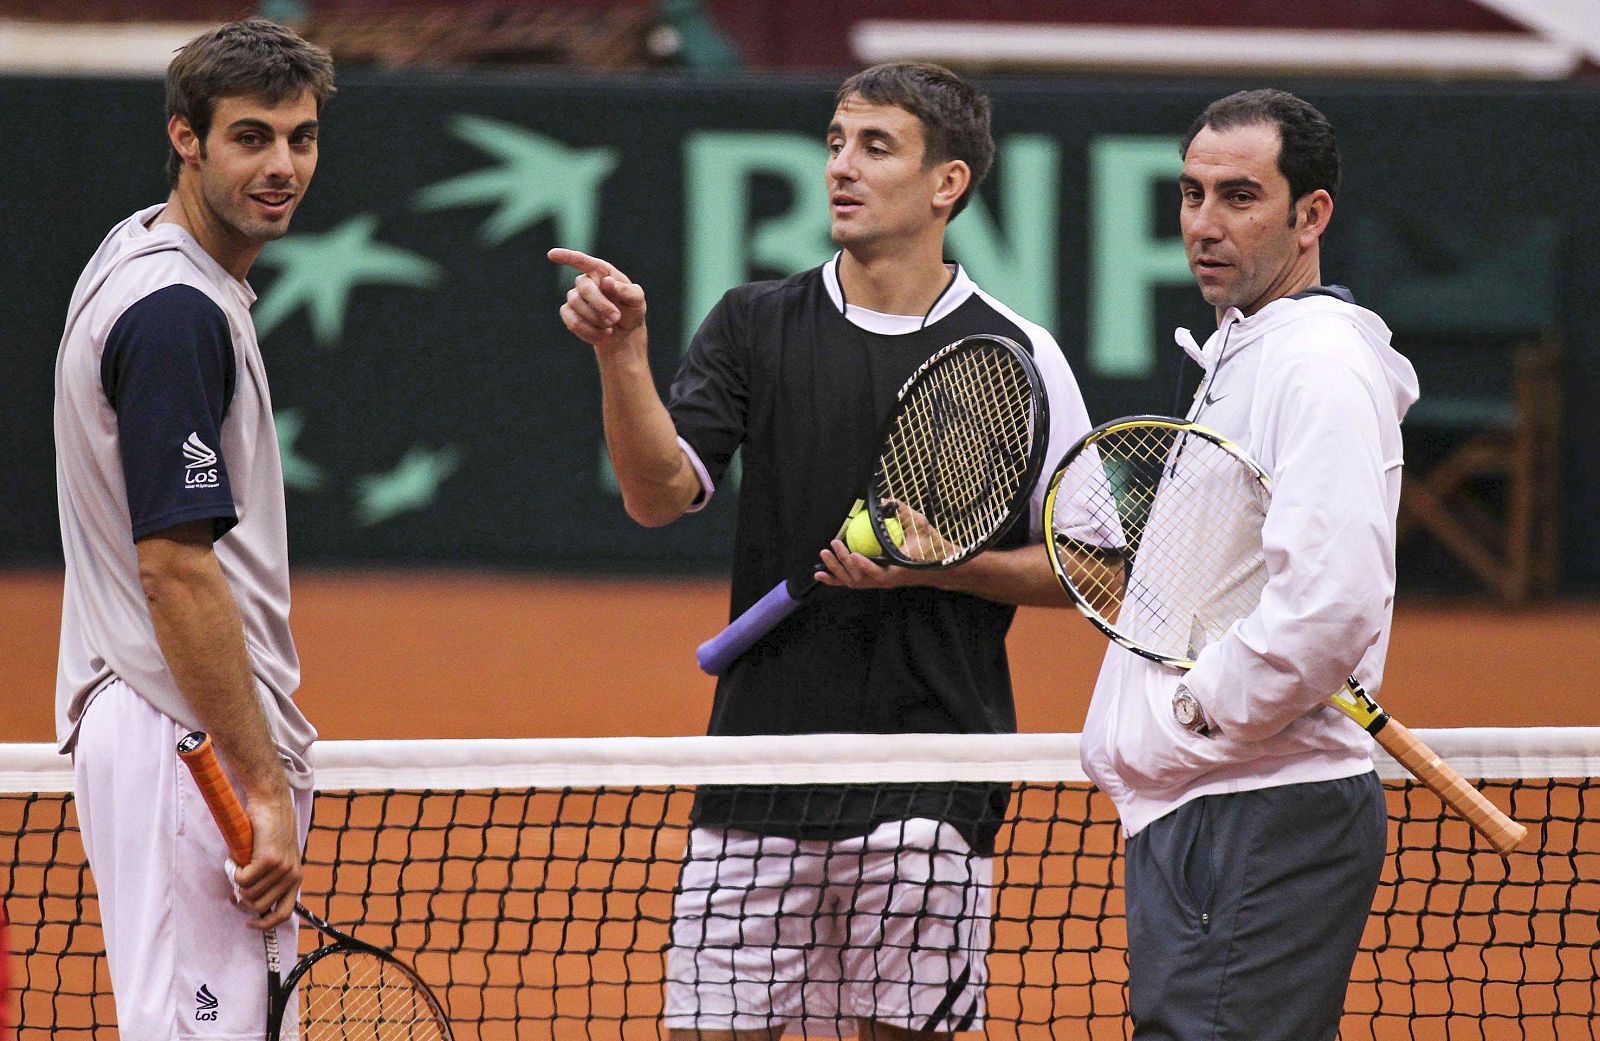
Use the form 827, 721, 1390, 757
0, 569, 1593, 740
2, 570, 1594, 1041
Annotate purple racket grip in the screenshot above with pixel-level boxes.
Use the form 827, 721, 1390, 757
696, 579, 808, 675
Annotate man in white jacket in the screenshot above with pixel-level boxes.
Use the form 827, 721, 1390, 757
1080, 89, 1419, 1040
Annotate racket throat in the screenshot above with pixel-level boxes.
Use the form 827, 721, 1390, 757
264, 929, 286, 1040
1333, 677, 1391, 735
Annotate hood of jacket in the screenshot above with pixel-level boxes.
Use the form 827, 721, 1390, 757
1177, 287, 1418, 426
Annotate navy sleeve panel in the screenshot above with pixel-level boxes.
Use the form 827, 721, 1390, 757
101, 284, 240, 541
667, 292, 749, 486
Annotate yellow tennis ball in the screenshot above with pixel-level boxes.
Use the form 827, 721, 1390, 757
845, 511, 904, 557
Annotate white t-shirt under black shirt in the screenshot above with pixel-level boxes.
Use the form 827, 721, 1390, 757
54, 203, 314, 785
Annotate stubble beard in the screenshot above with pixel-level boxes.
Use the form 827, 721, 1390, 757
830, 214, 870, 250
201, 173, 294, 246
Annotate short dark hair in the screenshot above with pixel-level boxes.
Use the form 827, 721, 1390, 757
835, 62, 994, 221
165, 18, 336, 187
1181, 89, 1340, 221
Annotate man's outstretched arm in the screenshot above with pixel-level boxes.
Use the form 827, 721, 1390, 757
549, 247, 700, 526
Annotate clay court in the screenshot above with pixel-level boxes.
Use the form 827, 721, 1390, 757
4, 572, 1597, 1039
2, 571, 1596, 741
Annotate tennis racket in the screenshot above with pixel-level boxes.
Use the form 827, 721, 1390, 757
1044, 416, 1527, 856
176, 732, 453, 1040
696, 332, 1050, 675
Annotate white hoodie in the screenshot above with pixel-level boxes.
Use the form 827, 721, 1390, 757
1080, 289, 1420, 837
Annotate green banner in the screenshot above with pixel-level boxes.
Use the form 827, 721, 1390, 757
4, 73, 1596, 590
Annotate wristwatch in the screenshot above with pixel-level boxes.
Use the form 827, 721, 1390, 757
1172, 684, 1212, 736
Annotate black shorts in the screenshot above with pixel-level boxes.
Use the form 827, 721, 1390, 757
1124, 773, 1387, 1041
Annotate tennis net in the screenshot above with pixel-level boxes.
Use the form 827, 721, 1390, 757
2, 729, 1597, 1040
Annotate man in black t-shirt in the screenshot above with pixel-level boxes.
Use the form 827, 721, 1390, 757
552, 63, 1093, 1041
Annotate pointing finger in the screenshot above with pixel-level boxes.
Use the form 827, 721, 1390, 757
548, 247, 625, 283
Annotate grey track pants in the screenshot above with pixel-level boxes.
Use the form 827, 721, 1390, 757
1124, 772, 1387, 1041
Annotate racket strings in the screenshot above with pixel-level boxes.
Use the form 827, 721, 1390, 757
1050, 423, 1269, 659
876, 344, 1036, 564
299, 949, 448, 1040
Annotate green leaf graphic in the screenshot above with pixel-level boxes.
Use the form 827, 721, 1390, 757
354, 445, 462, 527
275, 408, 324, 492
254, 215, 440, 345
413, 115, 618, 250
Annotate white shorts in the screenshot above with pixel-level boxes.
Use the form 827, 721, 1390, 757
73, 679, 313, 1041
664, 817, 992, 1037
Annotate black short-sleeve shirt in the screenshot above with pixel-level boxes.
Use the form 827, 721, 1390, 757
668, 262, 1058, 853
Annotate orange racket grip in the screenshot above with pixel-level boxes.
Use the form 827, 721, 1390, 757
176, 731, 255, 866
1371, 718, 1528, 856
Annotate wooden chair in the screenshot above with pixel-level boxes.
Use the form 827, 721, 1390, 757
1397, 334, 1563, 600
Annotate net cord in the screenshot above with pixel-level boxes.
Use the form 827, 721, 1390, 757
3, 728, 1597, 794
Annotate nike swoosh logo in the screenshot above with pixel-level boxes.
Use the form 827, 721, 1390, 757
1202, 388, 1229, 406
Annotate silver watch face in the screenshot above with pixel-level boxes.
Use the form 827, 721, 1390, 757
1173, 691, 1200, 727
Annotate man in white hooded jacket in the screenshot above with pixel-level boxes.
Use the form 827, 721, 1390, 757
1080, 90, 1420, 1040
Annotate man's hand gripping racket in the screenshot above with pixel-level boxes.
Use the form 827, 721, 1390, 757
696, 333, 1051, 674
177, 732, 454, 1041
1043, 416, 1527, 855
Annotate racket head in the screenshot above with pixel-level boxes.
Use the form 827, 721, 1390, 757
277, 908, 453, 1041
868, 333, 1049, 568
1043, 415, 1272, 667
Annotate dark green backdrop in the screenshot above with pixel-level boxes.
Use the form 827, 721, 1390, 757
4, 71, 1594, 590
